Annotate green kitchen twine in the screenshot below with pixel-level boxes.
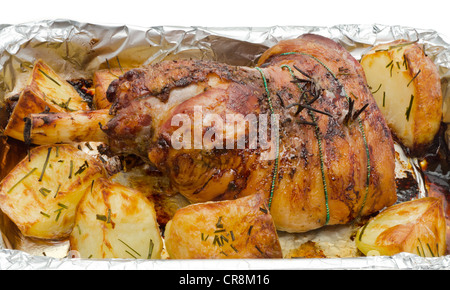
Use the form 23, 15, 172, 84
255, 67, 279, 210
280, 64, 330, 225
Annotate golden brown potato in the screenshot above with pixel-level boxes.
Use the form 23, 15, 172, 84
93, 68, 129, 109
4, 60, 90, 141
356, 197, 446, 257
27, 109, 112, 145
164, 193, 282, 259
360, 40, 443, 154
69, 178, 163, 259
0, 144, 106, 239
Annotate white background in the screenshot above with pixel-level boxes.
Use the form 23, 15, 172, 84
2, 0, 449, 40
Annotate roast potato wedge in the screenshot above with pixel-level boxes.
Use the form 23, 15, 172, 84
356, 197, 446, 257
69, 177, 163, 259
4, 60, 90, 142
0, 144, 106, 239
93, 68, 129, 109
360, 40, 443, 154
26, 109, 112, 145
164, 193, 282, 259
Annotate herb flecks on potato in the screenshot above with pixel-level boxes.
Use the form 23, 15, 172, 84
4, 60, 90, 142
69, 178, 163, 259
164, 193, 282, 259
361, 40, 443, 155
0, 144, 106, 239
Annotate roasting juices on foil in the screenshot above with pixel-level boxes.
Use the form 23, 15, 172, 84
0, 21, 449, 268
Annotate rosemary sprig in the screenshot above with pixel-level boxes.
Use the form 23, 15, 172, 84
49, 97, 75, 112
38, 68, 61, 86
286, 102, 333, 117
7, 168, 37, 193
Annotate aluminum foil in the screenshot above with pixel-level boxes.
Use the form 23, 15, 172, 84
0, 20, 449, 269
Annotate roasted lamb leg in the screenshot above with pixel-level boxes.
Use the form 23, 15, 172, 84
26, 34, 397, 233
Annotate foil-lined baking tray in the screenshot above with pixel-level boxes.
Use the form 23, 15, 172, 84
0, 20, 449, 269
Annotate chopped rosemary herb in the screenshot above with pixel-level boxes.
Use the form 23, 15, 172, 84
40, 211, 50, 218
426, 243, 435, 257
230, 231, 235, 241
8, 168, 37, 193
49, 97, 75, 112
118, 238, 141, 257
248, 225, 253, 236
147, 239, 154, 259
106, 208, 111, 223
54, 208, 62, 221
407, 69, 421, 87
38, 68, 61, 86
255, 245, 264, 255
96, 214, 107, 222
201, 232, 209, 241
213, 235, 222, 247
405, 94, 415, 121
53, 184, 61, 198
371, 84, 382, 94
125, 250, 138, 259
68, 160, 73, 179
230, 244, 238, 253
74, 161, 89, 176
57, 202, 68, 209
220, 234, 229, 244
116, 56, 124, 74
39, 187, 51, 197
383, 92, 386, 107
403, 56, 408, 70
220, 251, 228, 257
385, 60, 393, 68
38, 147, 52, 182
358, 223, 369, 241
106, 58, 120, 78
85, 142, 93, 150
216, 216, 223, 228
